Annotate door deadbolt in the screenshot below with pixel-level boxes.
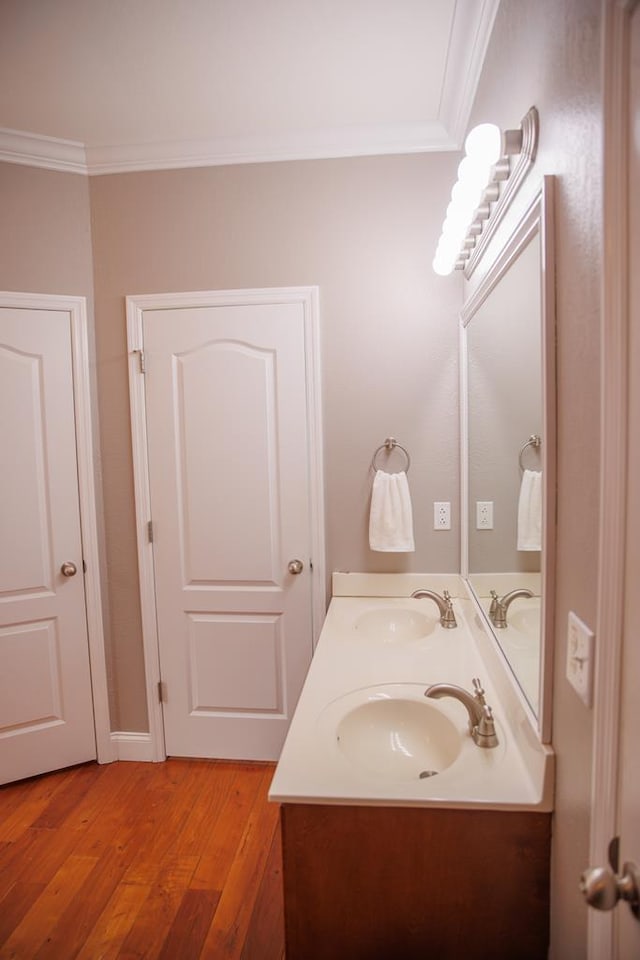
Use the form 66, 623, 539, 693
60, 561, 78, 577
288, 559, 304, 575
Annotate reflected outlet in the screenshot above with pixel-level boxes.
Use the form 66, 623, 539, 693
476, 501, 494, 529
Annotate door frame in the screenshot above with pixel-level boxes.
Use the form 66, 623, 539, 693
588, 1, 638, 956
0, 291, 114, 764
126, 286, 326, 761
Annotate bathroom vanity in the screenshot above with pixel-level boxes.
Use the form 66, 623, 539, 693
280, 803, 549, 960
270, 144, 560, 960
269, 573, 554, 960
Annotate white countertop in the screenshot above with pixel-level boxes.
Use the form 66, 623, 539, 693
269, 574, 554, 811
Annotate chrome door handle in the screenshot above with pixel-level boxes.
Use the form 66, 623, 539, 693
580, 861, 640, 916
288, 559, 304, 575
60, 561, 78, 577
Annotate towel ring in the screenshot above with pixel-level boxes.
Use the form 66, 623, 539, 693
371, 437, 411, 473
519, 434, 542, 472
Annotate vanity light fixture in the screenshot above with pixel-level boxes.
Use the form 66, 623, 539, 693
433, 107, 539, 277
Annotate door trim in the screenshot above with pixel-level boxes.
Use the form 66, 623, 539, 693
126, 286, 326, 761
588, 2, 638, 956
0, 291, 114, 764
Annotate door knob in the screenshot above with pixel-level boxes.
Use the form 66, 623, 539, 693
580, 861, 640, 916
288, 559, 304, 575
60, 561, 78, 577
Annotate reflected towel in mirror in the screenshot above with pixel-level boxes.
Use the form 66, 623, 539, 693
517, 469, 542, 550
369, 470, 415, 552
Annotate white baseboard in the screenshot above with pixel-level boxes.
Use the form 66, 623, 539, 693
110, 731, 158, 762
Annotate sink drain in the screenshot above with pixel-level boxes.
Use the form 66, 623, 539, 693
418, 770, 438, 779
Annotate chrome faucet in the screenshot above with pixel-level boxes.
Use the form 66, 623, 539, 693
410, 589, 457, 628
489, 588, 534, 628
424, 677, 498, 748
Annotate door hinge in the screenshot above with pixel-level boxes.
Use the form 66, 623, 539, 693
147, 520, 154, 543
135, 348, 146, 373
157, 680, 167, 703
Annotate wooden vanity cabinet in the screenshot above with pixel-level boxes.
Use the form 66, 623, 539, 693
280, 803, 551, 960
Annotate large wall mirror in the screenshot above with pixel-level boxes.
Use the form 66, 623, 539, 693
460, 175, 556, 742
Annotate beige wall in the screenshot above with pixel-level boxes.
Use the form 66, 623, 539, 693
89, 153, 462, 731
0, 162, 94, 295
468, 1, 603, 957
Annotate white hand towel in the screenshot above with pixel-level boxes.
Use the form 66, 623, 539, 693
517, 469, 542, 551
369, 470, 415, 552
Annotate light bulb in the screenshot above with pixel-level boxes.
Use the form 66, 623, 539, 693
441, 211, 468, 240
450, 179, 483, 213
457, 155, 493, 191
464, 123, 502, 166
436, 235, 460, 260
432, 254, 455, 276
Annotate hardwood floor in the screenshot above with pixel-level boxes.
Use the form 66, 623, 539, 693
0, 759, 284, 959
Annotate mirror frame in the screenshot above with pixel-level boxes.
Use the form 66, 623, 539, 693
460, 175, 556, 742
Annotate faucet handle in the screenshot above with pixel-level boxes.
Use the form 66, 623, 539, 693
489, 590, 499, 618
472, 677, 486, 704
441, 591, 457, 628
473, 704, 499, 748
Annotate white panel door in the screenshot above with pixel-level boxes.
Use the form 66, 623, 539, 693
141, 298, 316, 759
0, 306, 96, 784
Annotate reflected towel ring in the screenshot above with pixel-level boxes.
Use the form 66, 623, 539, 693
519, 434, 542, 472
371, 437, 411, 473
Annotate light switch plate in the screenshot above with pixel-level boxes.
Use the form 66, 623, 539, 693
566, 611, 595, 707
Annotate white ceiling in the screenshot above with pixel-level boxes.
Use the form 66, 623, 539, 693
0, 0, 499, 175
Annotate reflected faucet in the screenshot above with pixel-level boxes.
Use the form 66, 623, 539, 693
489, 588, 534, 629
410, 589, 457, 628
424, 677, 498, 748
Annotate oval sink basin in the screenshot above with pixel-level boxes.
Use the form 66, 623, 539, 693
507, 599, 540, 638
354, 607, 434, 642
334, 694, 462, 781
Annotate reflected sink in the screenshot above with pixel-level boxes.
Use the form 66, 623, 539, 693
507, 598, 540, 637
325, 686, 462, 781
504, 598, 541, 652
354, 607, 434, 642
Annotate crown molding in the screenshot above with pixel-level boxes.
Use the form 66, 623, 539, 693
0, 121, 455, 177
439, 0, 501, 145
85, 122, 455, 175
0, 127, 87, 174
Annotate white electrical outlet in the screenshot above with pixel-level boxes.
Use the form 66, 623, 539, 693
476, 501, 494, 530
566, 611, 595, 707
433, 501, 451, 530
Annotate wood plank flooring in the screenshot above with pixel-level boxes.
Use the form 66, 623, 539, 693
0, 759, 284, 960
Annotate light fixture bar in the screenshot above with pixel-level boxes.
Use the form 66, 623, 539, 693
432, 107, 539, 278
